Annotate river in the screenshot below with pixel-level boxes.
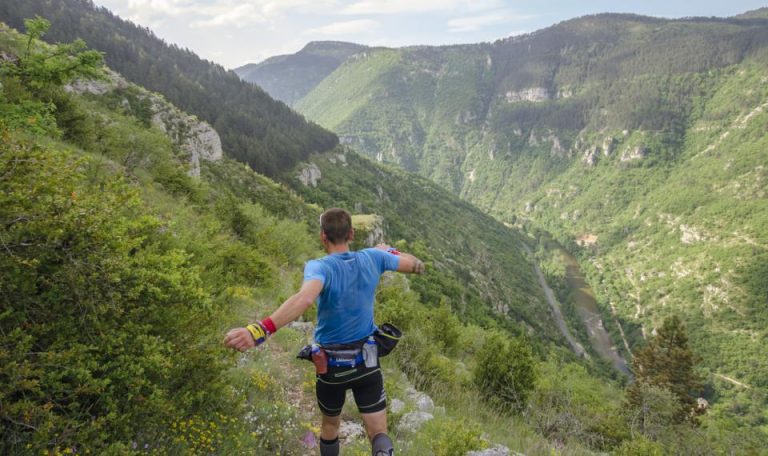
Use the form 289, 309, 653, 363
525, 241, 630, 375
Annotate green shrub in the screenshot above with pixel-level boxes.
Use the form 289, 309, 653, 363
426, 417, 487, 456
473, 331, 537, 412
0, 132, 233, 453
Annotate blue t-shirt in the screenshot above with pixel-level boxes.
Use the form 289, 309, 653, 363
304, 248, 400, 345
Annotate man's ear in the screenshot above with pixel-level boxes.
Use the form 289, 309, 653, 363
320, 230, 328, 243
348, 228, 355, 242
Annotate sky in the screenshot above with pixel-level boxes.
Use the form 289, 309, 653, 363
93, 0, 768, 69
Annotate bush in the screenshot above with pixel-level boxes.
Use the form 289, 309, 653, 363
426, 418, 487, 456
473, 331, 537, 412
0, 132, 233, 453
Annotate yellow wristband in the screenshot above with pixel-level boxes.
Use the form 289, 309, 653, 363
246, 323, 268, 345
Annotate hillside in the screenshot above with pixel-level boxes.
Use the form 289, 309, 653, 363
284, 12, 768, 436
0, 0, 571, 349
4, 6, 768, 453
0, 18, 650, 456
0, 0, 339, 176
235, 41, 368, 106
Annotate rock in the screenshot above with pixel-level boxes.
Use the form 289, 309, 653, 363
67, 69, 223, 177
297, 163, 322, 187
582, 146, 599, 166
620, 146, 647, 162
397, 411, 433, 433
328, 153, 348, 165
505, 87, 550, 103
524, 201, 534, 213
339, 421, 365, 440
412, 392, 435, 413
549, 135, 564, 156
65, 69, 128, 95
679, 224, 704, 244
602, 137, 615, 156
528, 130, 539, 147
467, 445, 513, 456
390, 398, 406, 414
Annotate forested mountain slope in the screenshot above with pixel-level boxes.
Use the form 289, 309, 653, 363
0, 0, 339, 176
279, 12, 768, 434
235, 41, 368, 106
0, 0, 564, 347
3, 8, 766, 453
0, 16, 642, 456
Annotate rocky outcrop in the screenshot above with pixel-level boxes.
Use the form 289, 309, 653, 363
397, 411, 434, 433
505, 87, 550, 103
620, 145, 648, 162
297, 162, 322, 186
352, 214, 385, 246
66, 69, 223, 177
150, 98, 223, 177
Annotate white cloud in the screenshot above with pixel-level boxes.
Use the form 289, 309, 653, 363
340, 0, 461, 15
101, 0, 340, 26
448, 11, 533, 32
191, 4, 267, 28
304, 19, 380, 36
261, 0, 340, 16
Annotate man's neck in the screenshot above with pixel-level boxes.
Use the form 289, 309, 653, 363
325, 242, 350, 255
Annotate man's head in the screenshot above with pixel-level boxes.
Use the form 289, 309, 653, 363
320, 208, 353, 245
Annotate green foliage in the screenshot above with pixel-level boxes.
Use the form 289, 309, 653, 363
275, 5, 768, 440
424, 418, 487, 456
527, 359, 629, 450
626, 315, 704, 425
0, 131, 231, 452
0, 22, 324, 453
11, 16, 102, 91
473, 331, 537, 412
0, 0, 339, 176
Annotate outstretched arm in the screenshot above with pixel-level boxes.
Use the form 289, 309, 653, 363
224, 280, 323, 352
375, 244, 425, 274
396, 252, 425, 274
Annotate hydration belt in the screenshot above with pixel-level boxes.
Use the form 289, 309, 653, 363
325, 347, 364, 367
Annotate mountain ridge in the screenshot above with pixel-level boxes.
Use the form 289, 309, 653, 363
235, 40, 369, 106
263, 9, 768, 436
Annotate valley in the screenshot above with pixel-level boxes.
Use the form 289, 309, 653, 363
2, 1, 768, 453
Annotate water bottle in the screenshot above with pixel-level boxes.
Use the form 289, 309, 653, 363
311, 344, 328, 374
363, 336, 378, 368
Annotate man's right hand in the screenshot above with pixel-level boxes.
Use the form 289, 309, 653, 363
224, 327, 258, 352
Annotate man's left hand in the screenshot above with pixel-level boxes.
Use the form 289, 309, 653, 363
224, 327, 257, 352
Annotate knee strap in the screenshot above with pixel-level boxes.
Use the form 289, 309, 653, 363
320, 437, 339, 456
371, 433, 394, 456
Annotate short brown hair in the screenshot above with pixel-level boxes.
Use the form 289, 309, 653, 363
320, 208, 352, 244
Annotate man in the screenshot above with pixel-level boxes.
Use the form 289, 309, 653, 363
224, 208, 425, 456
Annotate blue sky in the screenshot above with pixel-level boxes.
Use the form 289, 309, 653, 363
93, 1, 767, 69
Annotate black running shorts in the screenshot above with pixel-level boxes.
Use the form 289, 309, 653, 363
316, 365, 387, 417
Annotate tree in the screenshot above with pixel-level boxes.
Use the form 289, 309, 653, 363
9, 16, 103, 93
473, 331, 537, 412
626, 315, 704, 425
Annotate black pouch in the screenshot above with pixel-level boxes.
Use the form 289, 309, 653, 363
296, 344, 312, 361
374, 323, 402, 357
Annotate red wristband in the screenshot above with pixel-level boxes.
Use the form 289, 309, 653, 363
261, 317, 277, 335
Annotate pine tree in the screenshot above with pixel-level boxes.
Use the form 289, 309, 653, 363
626, 315, 704, 425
